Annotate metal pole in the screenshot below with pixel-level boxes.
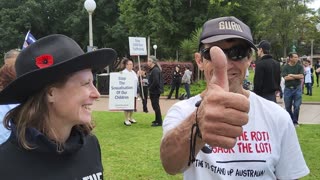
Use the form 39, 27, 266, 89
137, 56, 144, 99
89, 12, 93, 47
147, 36, 150, 59
311, 39, 314, 64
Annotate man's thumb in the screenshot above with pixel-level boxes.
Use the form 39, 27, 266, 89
209, 46, 229, 91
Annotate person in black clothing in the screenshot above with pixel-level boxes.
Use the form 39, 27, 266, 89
0, 34, 116, 179
147, 56, 163, 126
314, 59, 320, 87
253, 40, 281, 103
138, 65, 149, 113
167, 65, 182, 99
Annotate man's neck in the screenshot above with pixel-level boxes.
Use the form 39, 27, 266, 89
289, 61, 297, 66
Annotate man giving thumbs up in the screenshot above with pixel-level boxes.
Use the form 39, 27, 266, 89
160, 16, 309, 180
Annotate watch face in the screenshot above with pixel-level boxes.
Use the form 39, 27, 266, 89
201, 144, 213, 154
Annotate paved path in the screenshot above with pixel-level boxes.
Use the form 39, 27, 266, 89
93, 96, 320, 124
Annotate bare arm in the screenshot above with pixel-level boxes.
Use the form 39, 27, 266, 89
288, 73, 304, 80
284, 75, 295, 81
160, 110, 205, 174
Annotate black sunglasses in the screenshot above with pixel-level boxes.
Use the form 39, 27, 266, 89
201, 45, 251, 61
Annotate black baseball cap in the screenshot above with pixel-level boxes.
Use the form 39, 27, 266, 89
256, 40, 271, 51
199, 16, 257, 51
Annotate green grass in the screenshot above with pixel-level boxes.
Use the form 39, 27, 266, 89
163, 80, 206, 97
93, 111, 320, 179
93, 111, 182, 180
296, 124, 320, 179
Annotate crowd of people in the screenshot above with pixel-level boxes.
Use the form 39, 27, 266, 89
0, 15, 315, 179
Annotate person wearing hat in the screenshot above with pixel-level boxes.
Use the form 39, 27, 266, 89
167, 65, 182, 99
253, 40, 281, 103
0, 34, 116, 179
160, 16, 309, 179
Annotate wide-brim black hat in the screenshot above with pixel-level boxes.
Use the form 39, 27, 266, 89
0, 34, 117, 104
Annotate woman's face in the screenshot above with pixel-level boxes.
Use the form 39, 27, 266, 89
47, 69, 100, 128
147, 58, 154, 67
126, 60, 133, 71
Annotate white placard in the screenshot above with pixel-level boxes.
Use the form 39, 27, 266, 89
128, 37, 147, 56
109, 72, 135, 110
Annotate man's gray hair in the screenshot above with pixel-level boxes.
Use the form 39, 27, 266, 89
149, 56, 162, 71
4, 49, 20, 62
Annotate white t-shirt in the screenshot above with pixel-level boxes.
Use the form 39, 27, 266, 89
122, 69, 138, 97
163, 92, 309, 180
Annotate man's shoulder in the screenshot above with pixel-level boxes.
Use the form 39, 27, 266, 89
172, 95, 201, 109
249, 92, 288, 116
150, 67, 159, 73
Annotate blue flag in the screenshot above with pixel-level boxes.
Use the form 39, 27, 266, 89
22, 31, 36, 49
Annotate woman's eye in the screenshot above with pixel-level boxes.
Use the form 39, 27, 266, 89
82, 81, 91, 86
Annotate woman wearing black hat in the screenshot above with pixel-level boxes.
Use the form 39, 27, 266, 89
0, 34, 117, 179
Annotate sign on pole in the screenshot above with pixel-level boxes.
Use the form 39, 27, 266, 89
128, 37, 147, 56
109, 72, 135, 110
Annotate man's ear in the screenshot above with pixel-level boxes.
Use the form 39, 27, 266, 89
247, 55, 253, 67
194, 52, 204, 71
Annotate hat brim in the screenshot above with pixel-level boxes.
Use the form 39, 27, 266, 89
0, 48, 117, 104
201, 35, 258, 51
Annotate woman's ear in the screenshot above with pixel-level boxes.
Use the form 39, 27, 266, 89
195, 52, 204, 71
47, 87, 56, 103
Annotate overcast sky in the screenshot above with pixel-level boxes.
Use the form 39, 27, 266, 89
307, 0, 320, 10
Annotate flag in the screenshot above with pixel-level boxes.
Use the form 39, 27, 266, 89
22, 31, 36, 49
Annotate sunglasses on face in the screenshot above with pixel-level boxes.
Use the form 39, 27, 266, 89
201, 45, 251, 61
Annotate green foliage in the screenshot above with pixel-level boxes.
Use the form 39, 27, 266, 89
93, 111, 320, 179
180, 39, 195, 61
118, 0, 209, 59
179, 28, 202, 61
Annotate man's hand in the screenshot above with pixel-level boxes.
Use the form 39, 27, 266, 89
197, 46, 249, 149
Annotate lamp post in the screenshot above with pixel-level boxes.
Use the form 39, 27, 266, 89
84, 0, 96, 48
153, 44, 157, 58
